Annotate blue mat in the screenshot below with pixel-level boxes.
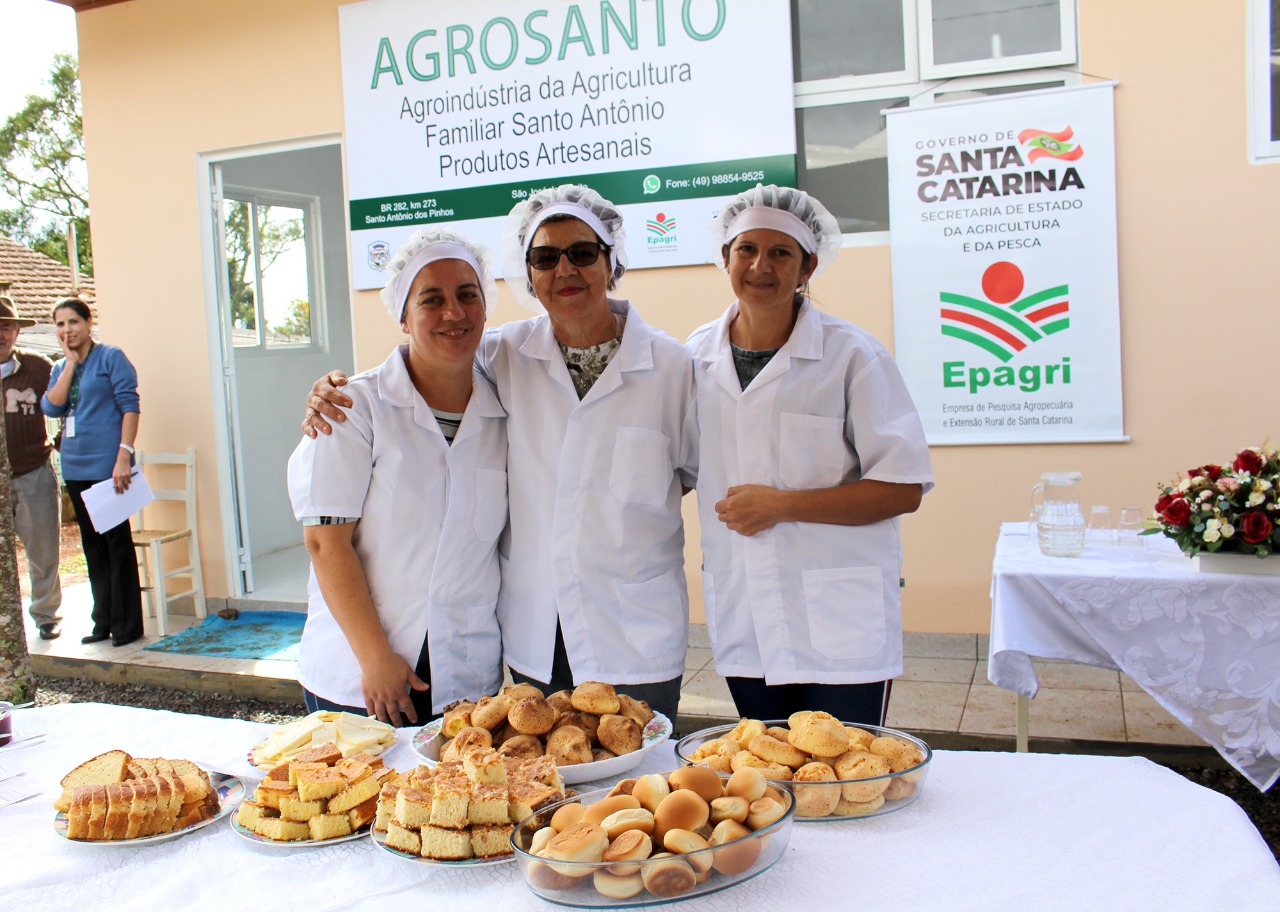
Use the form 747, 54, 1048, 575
143, 611, 305, 662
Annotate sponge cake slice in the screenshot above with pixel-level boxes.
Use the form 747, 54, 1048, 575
61, 750, 131, 790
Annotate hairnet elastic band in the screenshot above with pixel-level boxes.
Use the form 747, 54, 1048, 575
525, 203, 616, 249
392, 241, 484, 320
724, 207, 818, 253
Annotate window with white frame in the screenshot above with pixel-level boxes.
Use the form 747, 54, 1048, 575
222, 188, 322, 349
793, 0, 1078, 238
1248, 0, 1280, 162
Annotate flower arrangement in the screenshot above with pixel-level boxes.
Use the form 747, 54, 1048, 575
1148, 443, 1279, 557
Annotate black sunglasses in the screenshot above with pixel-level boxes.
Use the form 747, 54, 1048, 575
526, 241, 610, 270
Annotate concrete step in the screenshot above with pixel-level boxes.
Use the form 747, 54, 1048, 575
31, 652, 304, 704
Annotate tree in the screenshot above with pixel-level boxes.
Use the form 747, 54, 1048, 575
222, 199, 306, 333
0, 53, 91, 273
275, 298, 312, 339
0, 407, 37, 706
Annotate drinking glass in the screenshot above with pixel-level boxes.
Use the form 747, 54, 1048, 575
1088, 506, 1114, 546
1117, 507, 1145, 547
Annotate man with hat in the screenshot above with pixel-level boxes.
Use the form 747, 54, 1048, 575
0, 284, 62, 639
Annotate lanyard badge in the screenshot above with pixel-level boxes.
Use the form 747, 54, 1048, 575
64, 357, 86, 438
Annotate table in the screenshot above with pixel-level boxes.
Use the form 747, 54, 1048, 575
989, 522, 1280, 790
4, 703, 1278, 910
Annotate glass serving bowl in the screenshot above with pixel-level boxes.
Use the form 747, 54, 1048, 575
674, 721, 932, 822
510, 771, 795, 908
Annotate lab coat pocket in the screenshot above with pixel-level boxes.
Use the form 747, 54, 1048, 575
473, 467, 508, 543
616, 571, 685, 659
802, 567, 886, 660
610, 426, 673, 506
460, 599, 503, 692
779, 413, 846, 489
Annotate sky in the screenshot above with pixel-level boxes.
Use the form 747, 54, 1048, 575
0, 0, 79, 223
0, 0, 78, 122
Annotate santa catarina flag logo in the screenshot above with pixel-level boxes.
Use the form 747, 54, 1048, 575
1018, 125, 1083, 163
940, 261, 1069, 363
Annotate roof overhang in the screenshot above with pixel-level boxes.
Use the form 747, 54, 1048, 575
48, 0, 135, 10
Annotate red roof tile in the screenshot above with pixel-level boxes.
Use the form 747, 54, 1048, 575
0, 234, 96, 326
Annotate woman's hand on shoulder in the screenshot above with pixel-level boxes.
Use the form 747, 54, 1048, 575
302, 370, 353, 438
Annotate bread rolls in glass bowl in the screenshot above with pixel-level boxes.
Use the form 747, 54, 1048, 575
674, 716, 932, 822
511, 768, 795, 907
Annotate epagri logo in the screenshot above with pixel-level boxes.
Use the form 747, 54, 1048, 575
941, 261, 1072, 394
646, 212, 677, 247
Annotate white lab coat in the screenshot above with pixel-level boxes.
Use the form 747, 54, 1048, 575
478, 299, 698, 686
287, 345, 508, 713
687, 299, 934, 685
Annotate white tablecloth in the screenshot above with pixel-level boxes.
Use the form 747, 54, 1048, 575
3, 703, 1278, 910
989, 522, 1280, 790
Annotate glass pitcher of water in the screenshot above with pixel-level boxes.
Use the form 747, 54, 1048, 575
1030, 471, 1086, 557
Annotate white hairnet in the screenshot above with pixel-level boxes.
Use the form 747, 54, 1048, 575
501, 184, 629, 312
379, 227, 498, 322
710, 184, 841, 279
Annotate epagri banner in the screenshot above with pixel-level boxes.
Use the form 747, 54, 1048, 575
885, 83, 1124, 445
338, 0, 796, 290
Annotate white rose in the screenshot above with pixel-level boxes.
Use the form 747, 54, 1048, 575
1222, 523, 1235, 537
1203, 528, 1220, 543
1248, 492, 1265, 507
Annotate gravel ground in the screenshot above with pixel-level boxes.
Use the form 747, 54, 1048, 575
34, 676, 305, 727
32, 675, 1279, 862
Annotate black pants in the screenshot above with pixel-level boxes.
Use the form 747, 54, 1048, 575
66, 478, 144, 646
509, 623, 684, 724
725, 677, 892, 726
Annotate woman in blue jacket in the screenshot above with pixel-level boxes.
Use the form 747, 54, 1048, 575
42, 296, 144, 647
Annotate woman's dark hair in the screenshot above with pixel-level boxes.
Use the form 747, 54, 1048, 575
52, 296, 93, 321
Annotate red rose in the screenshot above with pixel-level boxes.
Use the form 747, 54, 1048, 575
1239, 511, 1274, 545
1188, 464, 1223, 481
1161, 498, 1192, 527
1155, 493, 1175, 513
1234, 449, 1264, 474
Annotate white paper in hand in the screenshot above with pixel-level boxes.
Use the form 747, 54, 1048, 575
81, 468, 155, 533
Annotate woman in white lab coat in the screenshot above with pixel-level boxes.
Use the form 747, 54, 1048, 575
303, 187, 696, 723
687, 185, 934, 724
288, 228, 507, 727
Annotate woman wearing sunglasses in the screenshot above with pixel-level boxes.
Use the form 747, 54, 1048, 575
304, 186, 696, 723
688, 185, 933, 724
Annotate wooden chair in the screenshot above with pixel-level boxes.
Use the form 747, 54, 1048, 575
131, 448, 207, 636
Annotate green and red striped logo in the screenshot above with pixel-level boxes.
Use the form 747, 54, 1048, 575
1018, 126, 1083, 163
646, 212, 676, 237
940, 261, 1069, 363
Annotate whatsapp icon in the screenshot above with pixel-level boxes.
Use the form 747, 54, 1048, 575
642, 175, 661, 195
